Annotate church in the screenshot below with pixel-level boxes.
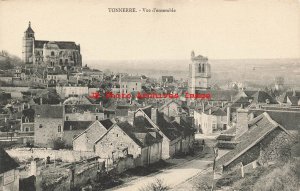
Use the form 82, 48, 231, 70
188, 51, 211, 94
22, 22, 82, 68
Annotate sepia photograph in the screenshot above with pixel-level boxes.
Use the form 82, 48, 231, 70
0, 0, 300, 190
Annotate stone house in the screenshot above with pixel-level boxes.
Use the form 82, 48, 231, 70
73, 119, 114, 151
34, 105, 64, 147
135, 108, 195, 159
119, 76, 142, 94
193, 104, 229, 134
158, 100, 187, 118
216, 111, 294, 172
63, 121, 93, 146
64, 104, 104, 121
94, 121, 163, 167
0, 148, 20, 191
20, 108, 35, 132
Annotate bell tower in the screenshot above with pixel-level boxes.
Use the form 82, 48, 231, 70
188, 51, 211, 94
22, 21, 35, 64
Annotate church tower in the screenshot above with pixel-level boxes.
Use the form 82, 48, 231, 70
22, 21, 35, 64
188, 51, 211, 94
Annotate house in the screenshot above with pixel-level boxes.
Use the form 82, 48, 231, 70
64, 104, 104, 121
47, 67, 68, 86
20, 108, 35, 132
73, 119, 114, 151
161, 76, 174, 83
56, 84, 89, 98
94, 121, 163, 167
34, 105, 64, 147
119, 76, 142, 94
216, 111, 294, 172
135, 107, 195, 159
63, 121, 93, 146
194, 104, 229, 134
158, 100, 187, 118
0, 148, 20, 191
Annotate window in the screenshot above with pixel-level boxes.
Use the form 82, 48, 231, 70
39, 124, 43, 128
51, 51, 55, 56
198, 64, 202, 73
136, 83, 137, 86
116, 134, 118, 137
96, 116, 98, 120
58, 125, 61, 132
66, 116, 69, 121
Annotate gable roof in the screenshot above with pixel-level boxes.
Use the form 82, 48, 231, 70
250, 108, 300, 131
196, 90, 238, 101
63, 121, 93, 131
158, 100, 179, 111
0, 148, 19, 174
94, 121, 161, 148
99, 119, 114, 129
156, 112, 182, 141
34, 40, 79, 50
33, 105, 63, 118
73, 119, 113, 141
216, 112, 291, 168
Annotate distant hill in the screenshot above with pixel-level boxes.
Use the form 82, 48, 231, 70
0, 50, 23, 70
85, 58, 300, 88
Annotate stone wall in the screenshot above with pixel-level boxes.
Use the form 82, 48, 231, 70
258, 128, 292, 164
6, 148, 97, 163
34, 117, 63, 147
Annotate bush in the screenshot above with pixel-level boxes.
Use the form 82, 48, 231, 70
252, 160, 300, 191
139, 178, 169, 191
52, 138, 66, 150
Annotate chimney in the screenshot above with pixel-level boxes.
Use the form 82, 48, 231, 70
39, 97, 43, 105
151, 108, 158, 124
236, 107, 249, 138
202, 103, 205, 112
127, 110, 135, 125
209, 108, 212, 115
227, 106, 231, 126
30, 160, 37, 176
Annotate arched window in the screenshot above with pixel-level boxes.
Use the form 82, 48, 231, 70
51, 51, 55, 56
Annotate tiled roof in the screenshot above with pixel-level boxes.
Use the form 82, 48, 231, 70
34, 40, 79, 49
120, 76, 141, 82
33, 105, 63, 118
0, 148, 19, 174
118, 121, 162, 148
156, 112, 182, 141
250, 109, 300, 131
216, 112, 290, 167
196, 90, 238, 101
63, 121, 93, 131
203, 105, 226, 116
99, 119, 114, 130
251, 91, 277, 104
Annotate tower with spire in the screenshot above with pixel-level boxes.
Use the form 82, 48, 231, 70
22, 21, 35, 64
188, 50, 211, 94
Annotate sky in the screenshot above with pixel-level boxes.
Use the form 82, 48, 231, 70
0, 0, 300, 60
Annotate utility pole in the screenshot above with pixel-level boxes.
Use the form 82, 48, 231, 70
211, 147, 218, 191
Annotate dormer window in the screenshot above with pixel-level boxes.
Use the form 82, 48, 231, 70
39, 124, 43, 128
